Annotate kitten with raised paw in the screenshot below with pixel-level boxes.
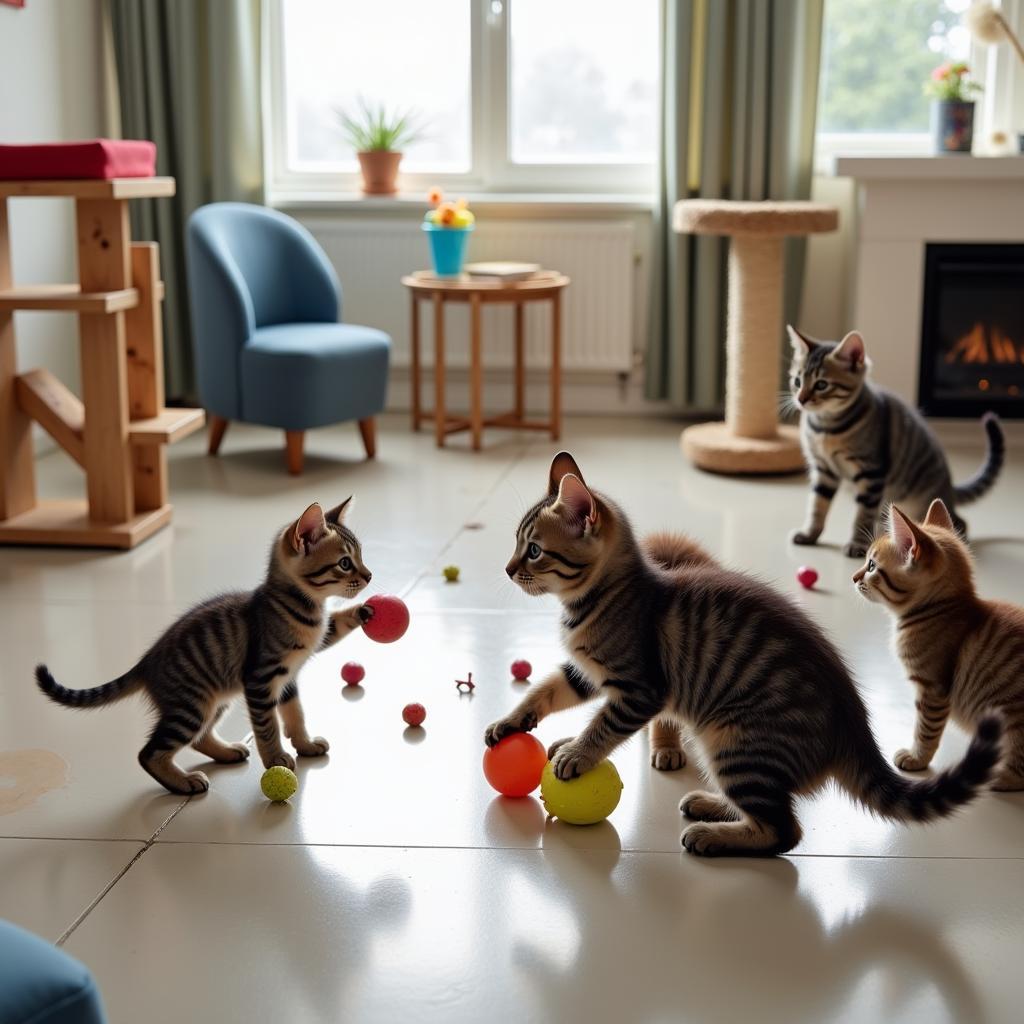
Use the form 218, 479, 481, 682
36, 500, 373, 795
854, 498, 1022, 791
484, 452, 1003, 857
787, 325, 1003, 557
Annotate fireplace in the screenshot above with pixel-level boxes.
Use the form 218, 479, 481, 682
919, 243, 1024, 418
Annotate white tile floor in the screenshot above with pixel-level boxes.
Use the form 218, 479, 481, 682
2, 415, 1023, 1023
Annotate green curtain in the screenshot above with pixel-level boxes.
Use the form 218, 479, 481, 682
647, 0, 824, 410
106, 0, 263, 402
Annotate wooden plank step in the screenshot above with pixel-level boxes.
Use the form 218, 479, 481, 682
0, 285, 139, 313
0, 178, 176, 200
129, 407, 205, 444
0, 498, 172, 549
15, 368, 85, 466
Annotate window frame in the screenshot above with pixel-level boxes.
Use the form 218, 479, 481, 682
264, 0, 659, 201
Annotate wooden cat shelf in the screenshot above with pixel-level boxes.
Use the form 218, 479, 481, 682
0, 177, 203, 549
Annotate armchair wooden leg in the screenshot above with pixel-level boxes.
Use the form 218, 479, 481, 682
208, 415, 229, 456
285, 430, 305, 475
358, 417, 377, 459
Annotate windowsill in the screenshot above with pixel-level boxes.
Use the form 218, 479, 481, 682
831, 154, 1024, 180
269, 191, 657, 216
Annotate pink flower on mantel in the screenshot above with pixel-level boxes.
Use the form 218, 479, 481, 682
932, 63, 952, 81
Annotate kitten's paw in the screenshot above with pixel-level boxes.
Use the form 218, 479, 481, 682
266, 751, 297, 771
551, 742, 597, 780
681, 823, 728, 857
894, 748, 930, 772
181, 771, 210, 795
651, 747, 686, 771
294, 736, 330, 757
790, 529, 819, 546
224, 742, 250, 762
357, 603, 374, 624
484, 712, 537, 748
546, 736, 574, 760
843, 542, 868, 559
679, 790, 737, 822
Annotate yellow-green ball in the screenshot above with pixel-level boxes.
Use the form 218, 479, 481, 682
540, 759, 623, 825
261, 766, 298, 802
443, 565, 460, 582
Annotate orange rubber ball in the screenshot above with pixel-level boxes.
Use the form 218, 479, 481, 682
482, 733, 547, 797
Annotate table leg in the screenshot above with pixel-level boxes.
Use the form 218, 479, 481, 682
410, 292, 421, 431
470, 293, 483, 451
514, 300, 525, 421
433, 292, 445, 448
550, 290, 562, 442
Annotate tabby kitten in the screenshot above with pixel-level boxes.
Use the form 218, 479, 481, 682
787, 326, 1004, 558
854, 499, 1024, 790
485, 453, 1003, 857
36, 500, 372, 795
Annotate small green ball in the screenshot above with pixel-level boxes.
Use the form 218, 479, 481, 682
261, 765, 298, 802
540, 759, 622, 825
443, 565, 460, 582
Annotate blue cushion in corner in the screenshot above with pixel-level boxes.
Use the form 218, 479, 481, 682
0, 921, 107, 1024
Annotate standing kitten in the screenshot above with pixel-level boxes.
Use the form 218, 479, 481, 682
36, 500, 372, 795
787, 325, 1003, 557
485, 452, 1002, 857
854, 499, 1024, 790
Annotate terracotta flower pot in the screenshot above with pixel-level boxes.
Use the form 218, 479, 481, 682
357, 151, 402, 195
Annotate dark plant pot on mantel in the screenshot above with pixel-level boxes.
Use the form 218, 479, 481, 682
931, 100, 975, 154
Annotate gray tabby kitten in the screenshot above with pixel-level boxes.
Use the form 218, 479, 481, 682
485, 452, 1003, 857
787, 326, 1004, 558
36, 500, 371, 795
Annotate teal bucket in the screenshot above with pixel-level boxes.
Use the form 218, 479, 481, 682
423, 222, 473, 277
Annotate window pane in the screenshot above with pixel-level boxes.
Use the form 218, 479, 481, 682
818, 0, 972, 134
509, 0, 659, 165
281, 0, 471, 173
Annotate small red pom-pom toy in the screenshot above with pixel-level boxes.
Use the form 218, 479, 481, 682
796, 566, 819, 589
341, 662, 365, 686
362, 595, 410, 644
402, 703, 426, 727
510, 659, 532, 681
483, 733, 547, 797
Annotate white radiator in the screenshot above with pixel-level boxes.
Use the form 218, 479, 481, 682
302, 217, 635, 373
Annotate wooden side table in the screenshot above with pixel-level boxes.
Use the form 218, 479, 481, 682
400, 270, 570, 450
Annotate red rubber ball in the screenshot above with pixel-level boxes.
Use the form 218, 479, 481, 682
483, 733, 547, 797
796, 566, 819, 589
510, 659, 532, 681
341, 662, 365, 686
403, 703, 426, 727
362, 595, 410, 644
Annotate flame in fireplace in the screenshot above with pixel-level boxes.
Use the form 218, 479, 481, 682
945, 323, 1024, 365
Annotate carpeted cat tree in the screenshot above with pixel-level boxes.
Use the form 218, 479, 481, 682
674, 200, 839, 475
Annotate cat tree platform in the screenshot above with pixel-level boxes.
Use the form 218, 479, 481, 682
0, 177, 204, 548
673, 199, 839, 475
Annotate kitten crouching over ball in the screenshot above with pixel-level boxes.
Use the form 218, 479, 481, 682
36, 500, 373, 795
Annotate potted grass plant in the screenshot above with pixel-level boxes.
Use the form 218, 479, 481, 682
925, 62, 982, 154
339, 99, 422, 195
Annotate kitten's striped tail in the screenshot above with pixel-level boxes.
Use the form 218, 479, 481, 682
954, 412, 1004, 505
844, 713, 1003, 823
35, 664, 140, 709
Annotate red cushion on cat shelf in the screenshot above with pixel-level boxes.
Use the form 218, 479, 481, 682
0, 139, 157, 180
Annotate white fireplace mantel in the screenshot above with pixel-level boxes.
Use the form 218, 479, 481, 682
836, 155, 1024, 404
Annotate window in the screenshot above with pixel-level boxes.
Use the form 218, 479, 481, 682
815, 0, 973, 165
267, 0, 660, 198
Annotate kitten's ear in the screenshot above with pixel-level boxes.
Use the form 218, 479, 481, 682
549, 451, 585, 495
888, 505, 927, 562
832, 331, 866, 369
787, 325, 817, 353
555, 473, 598, 534
291, 503, 328, 552
326, 497, 352, 524
924, 498, 954, 531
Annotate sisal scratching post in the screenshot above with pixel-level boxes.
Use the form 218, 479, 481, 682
673, 200, 839, 475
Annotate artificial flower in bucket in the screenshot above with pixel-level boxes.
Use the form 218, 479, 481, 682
925, 62, 982, 154
423, 188, 475, 277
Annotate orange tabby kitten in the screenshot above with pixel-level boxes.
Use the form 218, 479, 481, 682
854, 499, 1021, 790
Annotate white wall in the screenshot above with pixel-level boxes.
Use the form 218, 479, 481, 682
0, 0, 107, 432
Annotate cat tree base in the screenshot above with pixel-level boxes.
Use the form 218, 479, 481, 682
0, 499, 172, 549
680, 422, 803, 475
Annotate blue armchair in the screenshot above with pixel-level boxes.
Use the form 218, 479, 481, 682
186, 203, 390, 473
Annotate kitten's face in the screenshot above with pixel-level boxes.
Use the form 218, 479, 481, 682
852, 500, 970, 611
506, 453, 602, 599
788, 327, 867, 414
283, 499, 372, 599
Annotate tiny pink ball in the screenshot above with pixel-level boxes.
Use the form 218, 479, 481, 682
341, 662, 365, 686
510, 659, 532, 681
796, 566, 819, 589
403, 703, 426, 727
